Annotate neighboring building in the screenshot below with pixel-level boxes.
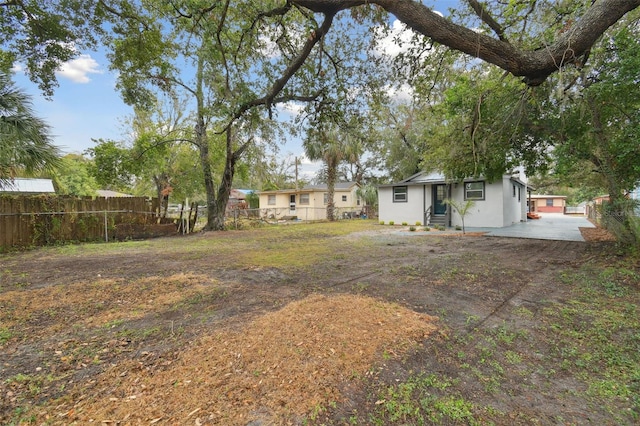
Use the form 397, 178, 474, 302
630, 186, 640, 215
590, 186, 640, 216
378, 172, 529, 228
0, 178, 55, 194
259, 182, 361, 221
227, 189, 251, 212
529, 194, 567, 213
96, 189, 133, 197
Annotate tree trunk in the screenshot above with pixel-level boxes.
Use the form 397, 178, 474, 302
210, 155, 235, 231
326, 157, 336, 221
196, 119, 218, 232
153, 173, 170, 218
206, 129, 252, 231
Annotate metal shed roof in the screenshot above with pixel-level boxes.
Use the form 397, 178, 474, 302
0, 178, 55, 193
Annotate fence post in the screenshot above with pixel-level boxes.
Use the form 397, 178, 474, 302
104, 210, 108, 242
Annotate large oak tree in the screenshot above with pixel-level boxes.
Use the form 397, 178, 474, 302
290, 0, 640, 85
3, 0, 639, 231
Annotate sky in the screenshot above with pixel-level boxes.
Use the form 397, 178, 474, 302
11, 2, 456, 181
13, 51, 131, 155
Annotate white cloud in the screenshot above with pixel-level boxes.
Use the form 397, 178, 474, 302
56, 54, 102, 83
374, 19, 414, 57
298, 154, 315, 165
258, 34, 281, 59
374, 13, 443, 58
385, 83, 414, 104
278, 100, 305, 117
11, 63, 23, 73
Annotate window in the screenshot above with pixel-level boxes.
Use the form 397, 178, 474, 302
518, 187, 521, 201
465, 182, 485, 200
513, 184, 516, 197
393, 186, 408, 202
323, 193, 328, 204
267, 194, 276, 205
546, 198, 554, 207
300, 193, 309, 205
341, 195, 347, 202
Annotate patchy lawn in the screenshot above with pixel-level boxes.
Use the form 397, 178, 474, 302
1, 220, 638, 425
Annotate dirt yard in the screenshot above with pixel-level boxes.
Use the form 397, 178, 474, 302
1, 221, 638, 425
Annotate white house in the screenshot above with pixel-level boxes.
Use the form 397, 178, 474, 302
378, 172, 530, 228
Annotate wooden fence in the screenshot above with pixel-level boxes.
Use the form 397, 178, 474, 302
0, 195, 172, 250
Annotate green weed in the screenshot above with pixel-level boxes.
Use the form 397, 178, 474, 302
0, 326, 12, 344
370, 374, 481, 424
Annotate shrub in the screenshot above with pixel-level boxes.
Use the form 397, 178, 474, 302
423, 226, 431, 231
455, 225, 462, 230
415, 221, 422, 226
409, 226, 416, 231
379, 221, 384, 225
389, 221, 395, 225
402, 222, 408, 226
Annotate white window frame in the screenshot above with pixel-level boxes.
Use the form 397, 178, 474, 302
464, 182, 485, 200
393, 186, 408, 203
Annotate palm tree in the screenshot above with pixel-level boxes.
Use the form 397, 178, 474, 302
356, 183, 378, 218
304, 124, 358, 221
0, 72, 60, 187
443, 198, 475, 234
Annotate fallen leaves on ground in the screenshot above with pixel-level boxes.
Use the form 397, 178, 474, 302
38, 294, 437, 425
579, 226, 616, 242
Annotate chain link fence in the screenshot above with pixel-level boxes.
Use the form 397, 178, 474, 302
588, 200, 640, 246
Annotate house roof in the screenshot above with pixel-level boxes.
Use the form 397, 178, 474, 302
303, 182, 358, 191
378, 171, 528, 188
259, 182, 359, 194
530, 194, 567, 199
0, 178, 55, 193
96, 189, 133, 198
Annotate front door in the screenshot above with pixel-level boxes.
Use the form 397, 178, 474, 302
433, 184, 447, 215
289, 194, 296, 213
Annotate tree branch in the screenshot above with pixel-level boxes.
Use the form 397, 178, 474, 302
223, 10, 336, 131
465, 0, 508, 42
292, 0, 640, 85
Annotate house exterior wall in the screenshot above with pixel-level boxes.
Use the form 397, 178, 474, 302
531, 197, 566, 213
259, 192, 290, 210
503, 179, 525, 226
378, 185, 426, 224
379, 175, 527, 228
259, 187, 360, 221
448, 180, 506, 228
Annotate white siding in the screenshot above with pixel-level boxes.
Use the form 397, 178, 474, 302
378, 173, 529, 229
448, 181, 504, 228
502, 179, 525, 226
378, 185, 426, 224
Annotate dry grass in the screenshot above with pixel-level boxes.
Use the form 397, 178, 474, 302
580, 226, 617, 242
0, 273, 218, 333
34, 294, 437, 425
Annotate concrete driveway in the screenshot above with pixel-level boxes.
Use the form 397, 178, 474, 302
473, 213, 594, 242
